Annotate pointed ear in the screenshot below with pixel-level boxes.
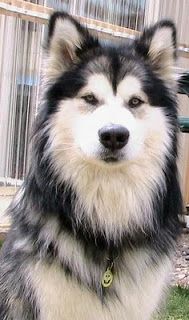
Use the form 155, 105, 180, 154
44, 12, 99, 81
135, 20, 177, 83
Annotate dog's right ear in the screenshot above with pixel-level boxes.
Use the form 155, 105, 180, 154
45, 12, 99, 81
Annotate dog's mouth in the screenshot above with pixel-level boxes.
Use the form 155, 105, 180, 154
103, 156, 119, 163
100, 151, 124, 163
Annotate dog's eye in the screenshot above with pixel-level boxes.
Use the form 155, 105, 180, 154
128, 97, 143, 108
82, 94, 98, 105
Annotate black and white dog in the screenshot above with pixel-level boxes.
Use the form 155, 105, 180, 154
0, 12, 182, 320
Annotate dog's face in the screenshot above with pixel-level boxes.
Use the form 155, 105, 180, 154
44, 13, 177, 173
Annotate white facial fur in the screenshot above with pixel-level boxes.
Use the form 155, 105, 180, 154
46, 73, 172, 239
49, 73, 172, 167
73, 74, 146, 162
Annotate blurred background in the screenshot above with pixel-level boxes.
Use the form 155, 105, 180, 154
0, 0, 189, 227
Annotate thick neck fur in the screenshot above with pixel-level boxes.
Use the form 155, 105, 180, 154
11, 145, 180, 250
8, 100, 182, 263
7, 126, 181, 299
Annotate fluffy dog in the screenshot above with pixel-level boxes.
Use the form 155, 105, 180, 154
0, 12, 182, 320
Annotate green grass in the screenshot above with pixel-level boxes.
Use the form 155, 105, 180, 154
0, 240, 188, 319
0, 240, 3, 248
158, 287, 189, 320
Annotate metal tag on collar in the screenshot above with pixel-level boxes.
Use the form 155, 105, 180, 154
101, 261, 114, 288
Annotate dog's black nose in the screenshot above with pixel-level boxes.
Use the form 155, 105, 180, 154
98, 125, 130, 151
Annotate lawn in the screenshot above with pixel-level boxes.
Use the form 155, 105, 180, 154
158, 286, 189, 320
0, 240, 188, 319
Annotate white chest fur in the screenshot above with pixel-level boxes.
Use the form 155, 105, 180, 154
30, 251, 171, 320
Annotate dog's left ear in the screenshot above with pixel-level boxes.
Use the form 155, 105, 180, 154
45, 12, 99, 81
135, 20, 177, 83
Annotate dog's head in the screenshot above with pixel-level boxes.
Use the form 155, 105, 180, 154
40, 12, 178, 177
28, 13, 181, 239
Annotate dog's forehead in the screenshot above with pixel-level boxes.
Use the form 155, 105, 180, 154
82, 73, 142, 98
86, 54, 111, 74
82, 48, 146, 96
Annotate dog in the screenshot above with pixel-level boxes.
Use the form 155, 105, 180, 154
0, 12, 182, 320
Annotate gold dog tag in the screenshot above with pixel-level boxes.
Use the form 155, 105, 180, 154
102, 267, 114, 288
